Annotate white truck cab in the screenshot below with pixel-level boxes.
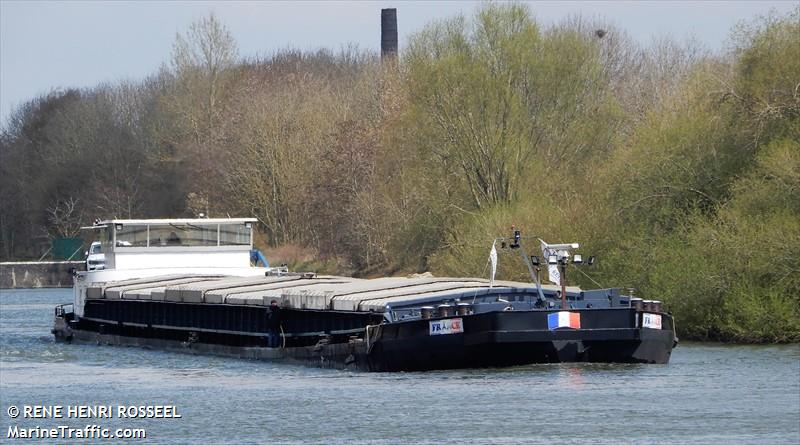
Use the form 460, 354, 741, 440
85, 241, 105, 271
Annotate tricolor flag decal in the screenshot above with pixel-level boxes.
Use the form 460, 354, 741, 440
547, 311, 581, 330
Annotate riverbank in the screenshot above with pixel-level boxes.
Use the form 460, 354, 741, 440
0, 261, 81, 288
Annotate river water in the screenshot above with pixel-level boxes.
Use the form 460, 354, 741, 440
1, 288, 798, 444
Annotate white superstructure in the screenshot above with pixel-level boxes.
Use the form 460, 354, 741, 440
73, 218, 271, 317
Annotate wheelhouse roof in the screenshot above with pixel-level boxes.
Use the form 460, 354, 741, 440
81, 218, 257, 230
104, 218, 255, 225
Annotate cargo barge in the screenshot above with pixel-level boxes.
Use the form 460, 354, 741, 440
52, 218, 677, 371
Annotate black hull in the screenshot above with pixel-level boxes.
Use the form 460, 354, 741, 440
369, 330, 674, 371
61, 328, 365, 371
366, 310, 675, 371
54, 304, 676, 371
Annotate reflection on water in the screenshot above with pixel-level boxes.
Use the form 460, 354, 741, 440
562, 365, 587, 388
1, 288, 799, 445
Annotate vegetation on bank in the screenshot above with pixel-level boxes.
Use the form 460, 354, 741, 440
1, 5, 797, 342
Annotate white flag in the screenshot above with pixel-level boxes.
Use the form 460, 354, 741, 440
489, 241, 498, 288
540, 240, 561, 284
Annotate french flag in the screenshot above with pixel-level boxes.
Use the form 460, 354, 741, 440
548, 311, 581, 330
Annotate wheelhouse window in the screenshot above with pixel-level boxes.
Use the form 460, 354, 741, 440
219, 223, 251, 246
111, 222, 252, 248
149, 224, 218, 247
115, 224, 148, 247
97, 226, 113, 252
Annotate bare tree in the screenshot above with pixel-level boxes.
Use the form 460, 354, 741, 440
170, 13, 239, 135
45, 197, 83, 239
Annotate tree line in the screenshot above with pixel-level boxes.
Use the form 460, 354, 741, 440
1, 5, 797, 342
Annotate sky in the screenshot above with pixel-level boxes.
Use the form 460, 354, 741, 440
0, 0, 796, 124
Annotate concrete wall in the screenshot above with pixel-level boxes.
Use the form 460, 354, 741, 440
0, 261, 83, 289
